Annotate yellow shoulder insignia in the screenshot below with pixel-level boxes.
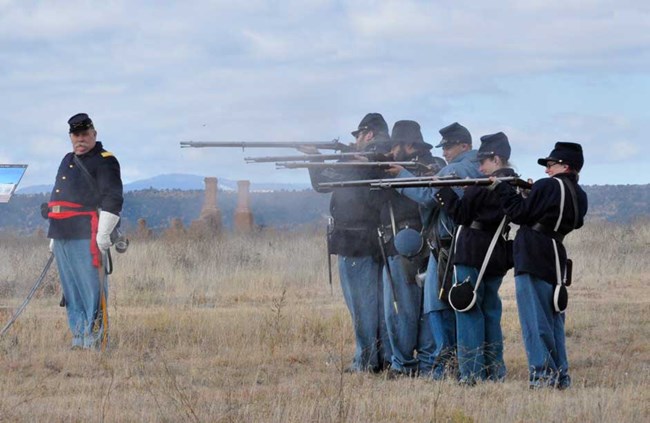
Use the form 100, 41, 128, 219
101, 151, 114, 158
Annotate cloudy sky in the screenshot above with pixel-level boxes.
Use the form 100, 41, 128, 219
1, 0, 649, 187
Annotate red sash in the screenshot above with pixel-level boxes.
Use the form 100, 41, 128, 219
48, 201, 101, 268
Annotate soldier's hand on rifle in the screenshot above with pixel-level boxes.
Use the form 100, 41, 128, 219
520, 178, 534, 198
386, 164, 404, 176
49, 239, 54, 253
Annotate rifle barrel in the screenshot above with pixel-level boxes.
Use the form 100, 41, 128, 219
319, 176, 532, 190
245, 152, 374, 163
180, 140, 348, 150
276, 161, 425, 170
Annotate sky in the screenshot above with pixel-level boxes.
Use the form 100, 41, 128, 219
1, 0, 649, 188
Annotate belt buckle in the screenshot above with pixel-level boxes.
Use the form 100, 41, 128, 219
51, 205, 62, 213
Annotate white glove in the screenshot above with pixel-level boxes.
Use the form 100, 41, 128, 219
49, 238, 54, 253
96, 211, 120, 252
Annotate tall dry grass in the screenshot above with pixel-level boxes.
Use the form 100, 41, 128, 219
0, 221, 648, 422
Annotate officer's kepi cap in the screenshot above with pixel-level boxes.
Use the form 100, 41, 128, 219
537, 142, 584, 172
351, 113, 389, 137
435, 122, 472, 148
477, 132, 511, 160
68, 113, 94, 133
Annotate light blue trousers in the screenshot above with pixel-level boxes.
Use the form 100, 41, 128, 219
423, 253, 457, 379
53, 239, 106, 349
383, 256, 436, 375
516, 273, 570, 388
454, 265, 506, 382
339, 255, 391, 372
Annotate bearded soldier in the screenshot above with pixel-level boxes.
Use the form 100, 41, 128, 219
47, 113, 123, 350
309, 113, 392, 373
377, 120, 444, 377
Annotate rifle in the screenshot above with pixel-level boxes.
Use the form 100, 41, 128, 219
180, 139, 350, 152
275, 161, 434, 173
319, 176, 533, 190
314, 174, 459, 188
244, 152, 376, 163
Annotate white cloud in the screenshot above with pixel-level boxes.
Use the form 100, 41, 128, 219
0, 0, 648, 187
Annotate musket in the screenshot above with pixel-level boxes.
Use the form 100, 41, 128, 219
319, 176, 532, 190
244, 152, 376, 163
180, 139, 350, 152
317, 174, 459, 188
276, 161, 433, 172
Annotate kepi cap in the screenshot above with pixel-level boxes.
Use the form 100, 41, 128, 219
351, 113, 389, 137
477, 132, 511, 160
537, 142, 584, 172
68, 113, 94, 133
435, 122, 472, 148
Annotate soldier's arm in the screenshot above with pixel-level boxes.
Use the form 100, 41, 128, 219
434, 186, 480, 226
96, 152, 123, 214
493, 178, 554, 225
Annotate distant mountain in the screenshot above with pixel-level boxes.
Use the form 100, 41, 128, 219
18, 173, 311, 194
17, 184, 53, 194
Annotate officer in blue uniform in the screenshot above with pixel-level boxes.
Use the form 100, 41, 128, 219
388, 122, 482, 379
433, 132, 516, 384
309, 113, 392, 372
48, 113, 123, 350
492, 142, 588, 389
376, 120, 443, 377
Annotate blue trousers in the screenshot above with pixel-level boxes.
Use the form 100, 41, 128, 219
339, 256, 391, 371
383, 256, 435, 375
53, 239, 106, 349
423, 253, 457, 379
454, 265, 506, 382
515, 273, 570, 388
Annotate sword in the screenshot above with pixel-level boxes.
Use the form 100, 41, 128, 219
1, 253, 55, 336
93, 250, 110, 351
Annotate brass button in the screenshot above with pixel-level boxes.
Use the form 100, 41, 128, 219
55, 189, 60, 193
62, 176, 66, 180
69, 164, 74, 168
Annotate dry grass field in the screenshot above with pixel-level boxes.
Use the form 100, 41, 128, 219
0, 221, 648, 422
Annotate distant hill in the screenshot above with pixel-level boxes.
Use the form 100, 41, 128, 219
17, 173, 311, 194
3, 183, 648, 235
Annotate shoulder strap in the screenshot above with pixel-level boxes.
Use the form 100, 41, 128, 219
563, 178, 580, 229
72, 154, 101, 198
552, 178, 566, 231
472, 216, 507, 292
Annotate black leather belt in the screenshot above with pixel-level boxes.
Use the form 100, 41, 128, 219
531, 223, 565, 243
469, 221, 499, 232
384, 220, 421, 234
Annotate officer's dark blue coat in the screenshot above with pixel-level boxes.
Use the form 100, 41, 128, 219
493, 172, 588, 284
435, 167, 517, 277
48, 142, 123, 239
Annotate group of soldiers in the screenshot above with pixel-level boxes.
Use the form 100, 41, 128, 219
41, 111, 587, 390
308, 113, 588, 389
